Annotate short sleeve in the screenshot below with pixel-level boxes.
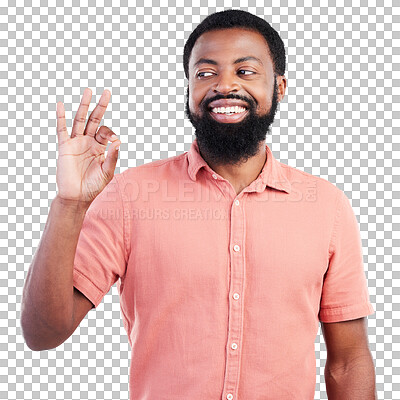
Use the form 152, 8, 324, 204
318, 190, 375, 323
73, 173, 128, 308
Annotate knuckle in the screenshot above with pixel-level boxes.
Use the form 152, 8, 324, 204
57, 126, 68, 133
98, 126, 111, 135
89, 116, 101, 124
74, 116, 87, 124
97, 132, 106, 140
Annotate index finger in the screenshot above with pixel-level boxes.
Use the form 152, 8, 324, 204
56, 102, 69, 145
84, 89, 111, 138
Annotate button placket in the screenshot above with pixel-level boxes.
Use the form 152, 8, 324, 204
222, 194, 246, 399
208, 171, 232, 201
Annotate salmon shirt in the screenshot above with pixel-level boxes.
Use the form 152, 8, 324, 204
73, 138, 375, 400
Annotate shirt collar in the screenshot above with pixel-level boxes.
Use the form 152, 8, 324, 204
187, 138, 291, 194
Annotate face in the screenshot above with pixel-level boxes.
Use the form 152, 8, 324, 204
185, 28, 286, 166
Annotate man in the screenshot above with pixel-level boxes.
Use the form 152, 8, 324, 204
21, 9, 377, 400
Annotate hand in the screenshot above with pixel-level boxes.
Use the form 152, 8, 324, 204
55, 88, 121, 204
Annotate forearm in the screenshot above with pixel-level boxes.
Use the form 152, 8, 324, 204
21, 195, 91, 348
325, 352, 378, 399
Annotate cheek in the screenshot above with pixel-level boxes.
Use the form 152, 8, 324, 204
258, 101, 271, 114
188, 86, 205, 112
188, 96, 195, 111
256, 90, 273, 113
246, 81, 272, 112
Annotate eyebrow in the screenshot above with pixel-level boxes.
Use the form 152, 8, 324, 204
193, 56, 264, 68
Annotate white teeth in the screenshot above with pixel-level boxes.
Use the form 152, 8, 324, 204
211, 106, 246, 114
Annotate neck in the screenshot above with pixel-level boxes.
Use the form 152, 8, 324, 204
200, 140, 267, 195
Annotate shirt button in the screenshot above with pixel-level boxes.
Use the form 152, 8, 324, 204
233, 293, 240, 300
234, 199, 239, 206
212, 173, 217, 179
233, 244, 240, 252
231, 342, 238, 350
227, 395, 233, 400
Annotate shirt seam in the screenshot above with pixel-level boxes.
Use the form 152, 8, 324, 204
328, 189, 344, 258
319, 301, 373, 312
115, 172, 132, 338
135, 152, 187, 170
320, 302, 365, 310
119, 298, 132, 345
114, 173, 130, 264
74, 266, 105, 297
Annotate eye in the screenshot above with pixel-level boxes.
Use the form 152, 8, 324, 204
197, 72, 214, 78
238, 70, 255, 75
197, 70, 256, 78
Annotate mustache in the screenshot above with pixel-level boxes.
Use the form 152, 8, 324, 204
202, 94, 257, 110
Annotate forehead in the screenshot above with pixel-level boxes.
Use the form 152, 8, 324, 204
189, 28, 273, 69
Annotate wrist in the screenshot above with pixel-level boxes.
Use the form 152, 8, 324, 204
53, 195, 93, 214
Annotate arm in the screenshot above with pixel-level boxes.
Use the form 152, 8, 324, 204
21, 196, 94, 350
321, 317, 377, 399
20, 88, 121, 351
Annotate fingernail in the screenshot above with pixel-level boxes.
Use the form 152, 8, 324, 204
111, 134, 118, 139
116, 145, 120, 151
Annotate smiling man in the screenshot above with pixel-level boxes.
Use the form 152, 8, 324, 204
185, 27, 285, 195
21, 9, 377, 400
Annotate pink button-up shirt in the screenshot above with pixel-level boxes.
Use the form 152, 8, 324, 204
73, 138, 375, 400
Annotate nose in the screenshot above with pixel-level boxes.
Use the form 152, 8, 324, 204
212, 70, 241, 95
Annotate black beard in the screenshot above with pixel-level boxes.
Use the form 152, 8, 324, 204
184, 77, 279, 166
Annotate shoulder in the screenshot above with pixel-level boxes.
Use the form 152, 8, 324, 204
118, 151, 188, 182
279, 161, 344, 201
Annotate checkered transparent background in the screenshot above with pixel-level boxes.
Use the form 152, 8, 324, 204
1, 0, 399, 399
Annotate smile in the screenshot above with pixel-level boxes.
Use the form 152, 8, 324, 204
209, 107, 249, 123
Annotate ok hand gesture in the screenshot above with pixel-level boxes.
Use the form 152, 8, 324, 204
56, 88, 121, 204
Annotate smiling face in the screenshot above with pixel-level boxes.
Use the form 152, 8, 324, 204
185, 27, 286, 166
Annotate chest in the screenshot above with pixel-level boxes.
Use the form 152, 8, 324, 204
124, 195, 331, 305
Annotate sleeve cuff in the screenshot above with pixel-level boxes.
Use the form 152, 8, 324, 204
73, 267, 105, 308
319, 302, 375, 323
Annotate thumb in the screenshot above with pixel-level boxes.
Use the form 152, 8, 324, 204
102, 140, 120, 181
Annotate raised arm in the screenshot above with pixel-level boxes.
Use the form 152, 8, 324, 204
21, 88, 121, 351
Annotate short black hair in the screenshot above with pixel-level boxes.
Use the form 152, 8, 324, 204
183, 9, 286, 79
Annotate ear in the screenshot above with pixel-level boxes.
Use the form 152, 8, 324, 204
276, 75, 287, 103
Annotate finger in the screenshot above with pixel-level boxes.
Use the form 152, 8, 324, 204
102, 139, 121, 182
94, 125, 118, 146
56, 102, 69, 145
71, 88, 92, 139
84, 89, 111, 138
